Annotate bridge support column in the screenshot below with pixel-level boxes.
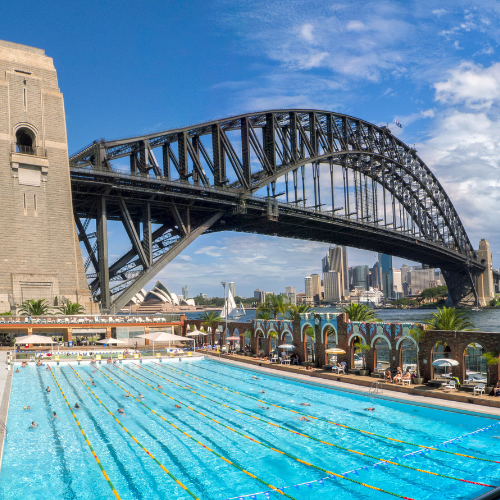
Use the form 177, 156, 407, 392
476, 239, 495, 306
96, 197, 110, 311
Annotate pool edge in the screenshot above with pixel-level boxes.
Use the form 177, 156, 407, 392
0, 353, 13, 473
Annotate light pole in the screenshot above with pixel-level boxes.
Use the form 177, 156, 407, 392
221, 281, 227, 353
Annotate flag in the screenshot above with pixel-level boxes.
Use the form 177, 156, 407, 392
395, 119, 402, 128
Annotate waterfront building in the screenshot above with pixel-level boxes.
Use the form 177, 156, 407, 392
254, 289, 266, 303
370, 260, 382, 289
409, 267, 434, 295
304, 276, 313, 304
400, 264, 411, 296
352, 265, 369, 290
350, 286, 385, 306
310, 274, 321, 303
378, 253, 393, 299
323, 270, 342, 302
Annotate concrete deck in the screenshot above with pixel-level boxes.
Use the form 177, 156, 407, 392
205, 352, 500, 418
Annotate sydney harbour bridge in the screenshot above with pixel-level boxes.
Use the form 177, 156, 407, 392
69, 109, 492, 313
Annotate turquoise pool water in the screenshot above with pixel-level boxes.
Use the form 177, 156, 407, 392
0, 358, 499, 499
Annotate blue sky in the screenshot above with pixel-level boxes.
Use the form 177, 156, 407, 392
3, 1, 500, 298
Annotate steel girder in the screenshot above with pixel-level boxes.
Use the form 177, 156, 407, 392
70, 109, 485, 308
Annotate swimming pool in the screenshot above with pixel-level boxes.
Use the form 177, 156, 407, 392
0, 357, 499, 499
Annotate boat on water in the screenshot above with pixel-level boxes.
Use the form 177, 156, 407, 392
471, 307, 482, 312
220, 290, 246, 319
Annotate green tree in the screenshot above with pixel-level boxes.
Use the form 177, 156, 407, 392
19, 299, 51, 316
197, 310, 223, 328
256, 294, 288, 320
0, 311, 12, 316
304, 325, 316, 362
284, 304, 315, 320
256, 309, 272, 320
58, 300, 85, 315
419, 285, 448, 302
342, 303, 381, 322
354, 341, 370, 370
424, 306, 476, 331
489, 298, 498, 307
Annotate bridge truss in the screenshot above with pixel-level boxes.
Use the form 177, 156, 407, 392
69, 110, 485, 312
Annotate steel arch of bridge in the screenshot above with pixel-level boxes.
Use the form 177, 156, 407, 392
70, 109, 484, 312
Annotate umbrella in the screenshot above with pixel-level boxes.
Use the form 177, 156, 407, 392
325, 348, 346, 354
96, 338, 127, 345
226, 336, 240, 341
136, 331, 193, 355
278, 344, 294, 349
186, 330, 207, 336
432, 358, 459, 377
15, 335, 57, 360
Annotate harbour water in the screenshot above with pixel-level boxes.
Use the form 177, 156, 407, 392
184, 307, 500, 332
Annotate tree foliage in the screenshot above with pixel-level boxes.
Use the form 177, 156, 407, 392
58, 300, 85, 315
19, 299, 51, 316
419, 285, 448, 302
284, 304, 314, 320
197, 310, 223, 326
354, 341, 370, 370
342, 303, 381, 322
424, 306, 476, 331
256, 294, 288, 319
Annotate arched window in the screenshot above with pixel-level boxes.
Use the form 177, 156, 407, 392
400, 338, 417, 373
351, 335, 362, 368
16, 128, 36, 155
374, 337, 390, 372
432, 342, 451, 378
464, 343, 487, 384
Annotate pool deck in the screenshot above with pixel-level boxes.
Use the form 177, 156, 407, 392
203, 352, 500, 418
0, 353, 12, 472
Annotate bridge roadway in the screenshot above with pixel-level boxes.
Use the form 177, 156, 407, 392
70, 166, 484, 303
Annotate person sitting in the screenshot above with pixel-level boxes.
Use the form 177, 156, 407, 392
393, 367, 403, 385
306, 365, 313, 371
495, 381, 500, 397
384, 368, 392, 383
402, 370, 412, 383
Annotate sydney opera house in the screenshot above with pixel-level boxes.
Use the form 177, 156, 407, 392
126, 281, 196, 313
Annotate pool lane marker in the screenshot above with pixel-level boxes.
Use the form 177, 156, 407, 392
107, 365, 417, 499
48, 366, 122, 500
68, 364, 200, 500
117, 364, 496, 490
153, 361, 500, 464
91, 365, 297, 499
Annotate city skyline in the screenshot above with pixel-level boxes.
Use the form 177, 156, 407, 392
3, 3, 500, 298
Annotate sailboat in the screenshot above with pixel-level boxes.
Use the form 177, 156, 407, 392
220, 290, 245, 319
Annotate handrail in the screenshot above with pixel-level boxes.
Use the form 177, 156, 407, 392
0, 419, 7, 434
368, 382, 383, 394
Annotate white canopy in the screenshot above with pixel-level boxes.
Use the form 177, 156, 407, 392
136, 331, 193, 342
186, 330, 207, 336
15, 335, 56, 344
325, 348, 346, 354
278, 344, 295, 349
432, 358, 459, 367
96, 338, 127, 344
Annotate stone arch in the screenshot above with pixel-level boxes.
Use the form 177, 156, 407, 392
463, 341, 488, 384
373, 336, 391, 373
399, 337, 418, 373
322, 323, 337, 344
349, 334, 365, 369
268, 328, 279, 351
430, 339, 452, 379
323, 324, 338, 366
302, 323, 315, 363
14, 123, 38, 153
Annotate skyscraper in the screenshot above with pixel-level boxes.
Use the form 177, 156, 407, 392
322, 246, 348, 300
378, 253, 393, 299
352, 266, 369, 290
229, 282, 235, 298
370, 260, 382, 289
285, 286, 297, 305
182, 285, 189, 300
323, 271, 342, 302
304, 276, 313, 304
392, 269, 402, 298
310, 274, 321, 303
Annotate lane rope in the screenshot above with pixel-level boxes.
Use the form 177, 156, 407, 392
153, 361, 500, 463
117, 363, 496, 489
68, 364, 200, 500
91, 364, 298, 499
108, 364, 417, 499
49, 366, 122, 499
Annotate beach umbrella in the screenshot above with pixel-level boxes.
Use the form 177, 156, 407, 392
226, 336, 240, 340
136, 331, 194, 355
278, 344, 295, 349
325, 348, 346, 354
186, 330, 207, 336
432, 358, 459, 377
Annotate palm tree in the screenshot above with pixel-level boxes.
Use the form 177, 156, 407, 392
425, 306, 476, 331
19, 299, 51, 316
256, 309, 272, 320
284, 304, 315, 320
58, 300, 85, 315
257, 294, 288, 320
342, 303, 381, 322
304, 325, 316, 362
354, 341, 370, 370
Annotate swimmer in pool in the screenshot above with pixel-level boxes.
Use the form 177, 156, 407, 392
157, 385, 163, 389
125, 393, 130, 398
300, 403, 311, 406
30, 421, 38, 429
364, 407, 375, 411
91, 381, 96, 386
251, 376, 259, 380
74, 403, 81, 409
117, 408, 125, 414
260, 389, 265, 393
46, 386, 51, 393
300, 416, 309, 421
174, 405, 182, 409
52, 411, 59, 419
138, 394, 145, 399
15, 368, 19, 373
257, 405, 269, 410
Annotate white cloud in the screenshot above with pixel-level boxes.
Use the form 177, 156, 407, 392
300, 23, 315, 42
434, 62, 500, 109
432, 9, 446, 16
194, 246, 227, 257
346, 20, 365, 32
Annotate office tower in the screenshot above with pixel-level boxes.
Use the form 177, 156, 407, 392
285, 286, 297, 305
182, 285, 189, 300
304, 276, 313, 304
254, 289, 262, 301
392, 269, 402, 298
310, 274, 321, 303
323, 271, 342, 302
285, 286, 296, 295
322, 246, 348, 300
370, 260, 382, 289
378, 253, 393, 298
400, 264, 411, 286
352, 265, 369, 290
229, 282, 235, 298
409, 267, 434, 294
